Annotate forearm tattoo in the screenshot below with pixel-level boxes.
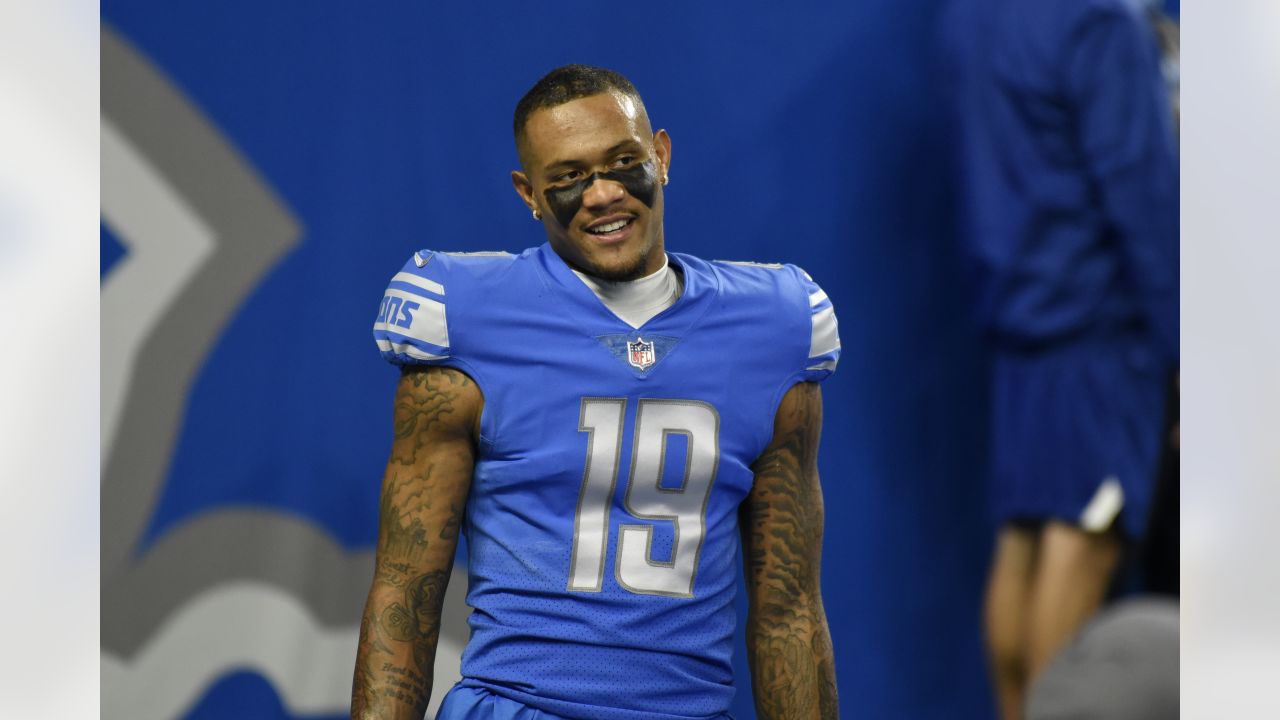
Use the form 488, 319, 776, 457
744, 383, 839, 719
351, 368, 474, 719
352, 568, 450, 717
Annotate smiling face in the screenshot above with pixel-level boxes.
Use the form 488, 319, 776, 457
513, 91, 671, 281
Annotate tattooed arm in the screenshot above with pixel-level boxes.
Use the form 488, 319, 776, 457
741, 382, 839, 720
351, 366, 482, 719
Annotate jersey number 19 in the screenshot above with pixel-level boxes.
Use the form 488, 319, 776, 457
568, 398, 720, 598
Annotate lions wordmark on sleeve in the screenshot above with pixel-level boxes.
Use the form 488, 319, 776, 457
373, 266, 450, 364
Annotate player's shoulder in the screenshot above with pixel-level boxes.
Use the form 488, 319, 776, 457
1006, 0, 1130, 25
687, 253, 841, 381
372, 247, 529, 367
389, 246, 537, 303
1014, 0, 1139, 50
980, 0, 1126, 72
697, 254, 826, 305
409, 247, 523, 283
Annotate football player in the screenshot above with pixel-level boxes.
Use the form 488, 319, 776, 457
352, 65, 841, 720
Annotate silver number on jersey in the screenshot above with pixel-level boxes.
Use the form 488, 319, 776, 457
569, 398, 720, 597
568, 398, 627, 592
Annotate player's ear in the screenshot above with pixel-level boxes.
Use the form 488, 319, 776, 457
512, 170, 538, 216
653, 129, 672, 182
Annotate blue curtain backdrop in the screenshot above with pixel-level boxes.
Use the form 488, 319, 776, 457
101, 2, 997, 718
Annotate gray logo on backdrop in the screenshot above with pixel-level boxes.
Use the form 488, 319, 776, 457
100, 24, 469, 714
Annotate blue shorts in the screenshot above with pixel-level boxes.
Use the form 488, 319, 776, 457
436, 685, 572, 720
435, 682, 737, 720
990, 333, 1167, 538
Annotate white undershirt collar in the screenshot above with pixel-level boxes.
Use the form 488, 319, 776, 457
571, 254, 683, 329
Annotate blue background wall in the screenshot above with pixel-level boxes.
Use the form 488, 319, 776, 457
102, 2, 997, 717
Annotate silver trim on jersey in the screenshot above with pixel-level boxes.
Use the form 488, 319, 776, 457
375, 338, 447, 362
616, 399, 720, 598
390, 271, 445, 297
713, 259, 785, 269
568, 398, 627, 592
805, 358, 839, 373
809, 304, 840, 359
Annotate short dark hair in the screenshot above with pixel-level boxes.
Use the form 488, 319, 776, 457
513, 64, 644, 158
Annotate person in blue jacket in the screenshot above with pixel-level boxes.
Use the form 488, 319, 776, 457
940, 1, 1178, 718
352, 65, 842, 720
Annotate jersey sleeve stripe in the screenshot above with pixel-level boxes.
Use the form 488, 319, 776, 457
376, 337, 448, 362
390, 271, 445, 297
808, 289, 829, 308
374, 288, 449, 347
806, 358, 838, 372
809, 305, 840, 358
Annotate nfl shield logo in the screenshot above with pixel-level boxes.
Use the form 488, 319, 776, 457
627, 337, 656, 370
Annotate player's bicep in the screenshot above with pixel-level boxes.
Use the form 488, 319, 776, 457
375, 366, 481, 577
388, 365, 481, 464
742, 382, 826, 605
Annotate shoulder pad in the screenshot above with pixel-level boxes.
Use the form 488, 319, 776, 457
372, 251, 453, 366
710, 259, 840, 381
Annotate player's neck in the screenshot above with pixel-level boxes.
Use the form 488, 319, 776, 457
571, 255, 683, 329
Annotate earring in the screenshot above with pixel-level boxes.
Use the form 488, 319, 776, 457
532, 209, 542, 220
661, 174, 669, 186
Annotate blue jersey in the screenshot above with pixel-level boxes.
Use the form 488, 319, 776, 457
940, 0, 1179, 361
372, 243, 839, 720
